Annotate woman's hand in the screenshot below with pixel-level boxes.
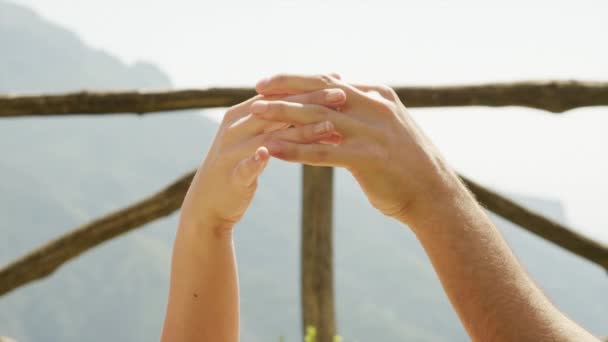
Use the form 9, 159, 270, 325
253, 74, 456, 224
179, 89, 347, 234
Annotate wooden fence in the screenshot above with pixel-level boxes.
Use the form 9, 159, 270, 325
1, 81, 608, 342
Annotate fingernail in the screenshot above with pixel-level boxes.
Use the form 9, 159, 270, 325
254, 146, 269, 162
325, 132, 343, 145
325, 89, 344, 103
250, 101, 268, 114
314, 121, 334, 135
256, 77, 270, 92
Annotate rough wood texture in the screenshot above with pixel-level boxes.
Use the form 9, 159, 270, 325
1, 81, 608, 117
301, 165, 336, 342
1, 170, 607, 298
0, 171, 194, 297
393, 80, 608, 113
0, 88, 256, 117
461, 176, 608, 270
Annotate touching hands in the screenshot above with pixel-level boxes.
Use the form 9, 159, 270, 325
165, 74, 599, 342
181, 72, 461, 231
179, 89, 347, 232
253, 74, 458, 224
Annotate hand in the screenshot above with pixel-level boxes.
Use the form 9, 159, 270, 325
179, 88, 347, 233
253, 74, 458, 224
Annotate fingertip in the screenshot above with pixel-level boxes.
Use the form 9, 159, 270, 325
234, 147, 270, 186
255, 146, 270, 162
330, 73, 342, 80
255, 77, 270, 94
325, 88, 346, 105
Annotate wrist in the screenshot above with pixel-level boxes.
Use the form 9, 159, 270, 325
178, 208, 236, 240
396, 170, 472, 228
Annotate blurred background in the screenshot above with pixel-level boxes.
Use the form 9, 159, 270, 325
0, 0, 607, 341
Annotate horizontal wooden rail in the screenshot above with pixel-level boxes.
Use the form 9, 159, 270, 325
0, 169, 606, 297
1, 81, 608, 117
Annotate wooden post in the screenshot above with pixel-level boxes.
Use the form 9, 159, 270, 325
301, 165, 336, 342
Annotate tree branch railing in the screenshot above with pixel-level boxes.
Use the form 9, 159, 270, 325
0, 171, 194, 296
1, 81, 608, 117
2, 81, 608, 340
0, 167, 606, 297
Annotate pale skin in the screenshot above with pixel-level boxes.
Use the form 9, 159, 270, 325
161, 74, 599, 342
160, 89, 346, 342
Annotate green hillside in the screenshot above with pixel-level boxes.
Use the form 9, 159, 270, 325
0, 1, 606, 341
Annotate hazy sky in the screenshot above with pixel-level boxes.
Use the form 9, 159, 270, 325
13, 0, 608, 242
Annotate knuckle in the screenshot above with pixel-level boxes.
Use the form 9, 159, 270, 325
378, 84, 398, 100
376, 99, 397, 115
223, 107, 239, 123
318, 74, 335, 87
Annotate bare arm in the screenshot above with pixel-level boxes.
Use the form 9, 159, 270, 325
161, 215, 241, 341
256, 73, 599, 342
161, 91, 346, 341
406, 172, 597, 341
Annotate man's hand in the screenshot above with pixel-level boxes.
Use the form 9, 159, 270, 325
253, 74, 599, 342
253, 74, 456, 224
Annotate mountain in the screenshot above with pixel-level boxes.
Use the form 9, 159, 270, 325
0, 1, 170, 93
0, 1, 606, 341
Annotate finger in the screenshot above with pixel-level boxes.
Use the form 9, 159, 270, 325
329, 73, 341, 80
280, 88, 346, 109
222, 95, 264, 124
268, 121, 341, 144
230, 121, 342, 159
255, 73, 377, 112
233, 146, 270, 187
318, 132, 344, 145
249, 100, 361, 134
262, 88, 346, 108
264, 140, 355, 167
351, 83, 399, 101
256, 74, 340, 96
225, 88, 347, 139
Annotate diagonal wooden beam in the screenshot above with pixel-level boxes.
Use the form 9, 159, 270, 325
0, 171, 194, 297
1, 81, 608, 118
0, 169, 606, 298
461, 176, 608, 270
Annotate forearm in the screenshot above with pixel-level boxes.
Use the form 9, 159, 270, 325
405, 173, 597, 342
250, 74, 600, 341
161, 218, 239, 342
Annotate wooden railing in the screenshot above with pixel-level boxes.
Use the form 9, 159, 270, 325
1, 81, 608, 341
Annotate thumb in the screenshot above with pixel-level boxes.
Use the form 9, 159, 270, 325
233, 146, 270, 187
